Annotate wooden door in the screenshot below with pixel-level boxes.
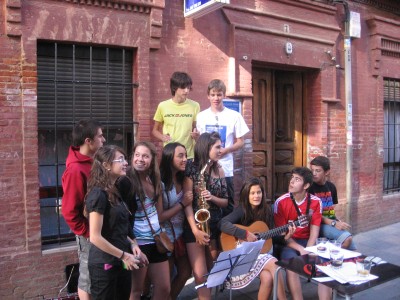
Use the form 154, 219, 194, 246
252, 69, 304, 201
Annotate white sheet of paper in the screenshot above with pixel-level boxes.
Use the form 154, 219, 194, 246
305, 244, 361, 260
317, 262, 378, 284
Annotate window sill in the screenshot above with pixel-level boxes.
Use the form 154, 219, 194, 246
42, 240, 77, 255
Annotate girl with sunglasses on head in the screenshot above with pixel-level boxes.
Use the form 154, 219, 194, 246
85, 145, 147, 300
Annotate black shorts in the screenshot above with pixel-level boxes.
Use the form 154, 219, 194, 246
139, 243, 168, 263
182, 216, 221, 243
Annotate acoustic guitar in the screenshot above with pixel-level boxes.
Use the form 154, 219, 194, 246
220, 215, 309, 254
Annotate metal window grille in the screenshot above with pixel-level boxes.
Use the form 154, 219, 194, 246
37, 42, 137, 246
383, 78, 400, 194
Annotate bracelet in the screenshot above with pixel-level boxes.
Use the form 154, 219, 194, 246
178, 202, 185, 209
119, 251, 125, 260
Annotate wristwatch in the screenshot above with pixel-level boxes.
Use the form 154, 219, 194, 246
331, 220, 337, 227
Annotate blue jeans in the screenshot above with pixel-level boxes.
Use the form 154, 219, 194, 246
320, 224, 357, 250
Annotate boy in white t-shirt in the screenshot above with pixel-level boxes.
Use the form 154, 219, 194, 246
196, 79, 249, 215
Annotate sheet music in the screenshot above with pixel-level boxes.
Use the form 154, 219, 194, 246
204, 240, 264, 288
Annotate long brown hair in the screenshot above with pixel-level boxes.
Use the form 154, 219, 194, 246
194, 132, 221, 175
86, 145, 126, 208
239, 177, 273, 228
128, 141, 162, 202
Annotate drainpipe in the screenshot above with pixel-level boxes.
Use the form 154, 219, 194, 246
333, 0, 352, 224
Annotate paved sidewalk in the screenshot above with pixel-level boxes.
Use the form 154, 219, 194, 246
178, 222, 400, 300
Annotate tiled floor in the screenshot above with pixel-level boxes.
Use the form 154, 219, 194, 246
178, 222, 400, 299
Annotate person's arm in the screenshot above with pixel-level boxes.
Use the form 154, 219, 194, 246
61, 168, 89, 237
89, 211, 140, 270
204, 167, 228, 208
307, 224, 320, 248
218, 207, 246, 239
157, 187, 192, 223
220, 136, 244, 157
152, 121, 171, 143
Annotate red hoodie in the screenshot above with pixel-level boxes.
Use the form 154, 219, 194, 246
62, 146, 92, 238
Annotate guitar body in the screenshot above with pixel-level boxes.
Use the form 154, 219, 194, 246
220, 221, 272, 254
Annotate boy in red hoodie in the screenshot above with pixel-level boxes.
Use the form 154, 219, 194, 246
62, 119, 105, 300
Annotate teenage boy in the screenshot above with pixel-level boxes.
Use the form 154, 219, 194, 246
274, 167, 322, 300
196, 79, 249, 215
309, 156, 356, 250
62, 119, 106, 300
152, 71, 200, 159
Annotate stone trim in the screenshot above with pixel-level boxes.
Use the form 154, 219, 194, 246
6, 0, 22, 37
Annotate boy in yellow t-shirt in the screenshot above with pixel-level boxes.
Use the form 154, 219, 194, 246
152, 72, 200, 159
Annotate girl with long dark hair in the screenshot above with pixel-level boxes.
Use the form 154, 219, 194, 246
128, 141, 171, 300
219, 177, 293, 300
158, 142, 192, 300
183, 132, 228, 300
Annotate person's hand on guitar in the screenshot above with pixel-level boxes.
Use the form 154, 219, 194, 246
245, 231, 258, 242
284, 221, 296, 241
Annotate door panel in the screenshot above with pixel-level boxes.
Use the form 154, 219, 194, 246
252, 69, 304, 201
274, 71, 304, 199
252, 69, 273, 198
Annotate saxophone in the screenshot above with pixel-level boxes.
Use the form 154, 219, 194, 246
194, 159, 212, 235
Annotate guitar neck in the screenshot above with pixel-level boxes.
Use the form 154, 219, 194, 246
259, 220, 299, 240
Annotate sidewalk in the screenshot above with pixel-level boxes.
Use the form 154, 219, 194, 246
178, 222, 400, 300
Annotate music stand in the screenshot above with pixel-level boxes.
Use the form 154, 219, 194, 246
196, 240, 264, 300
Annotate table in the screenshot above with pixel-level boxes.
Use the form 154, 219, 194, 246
272, 254, 400, 300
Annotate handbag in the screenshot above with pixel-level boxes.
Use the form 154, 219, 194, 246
153, 231, 174, 254
139, 195, 173, 254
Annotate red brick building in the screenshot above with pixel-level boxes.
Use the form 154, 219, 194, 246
1, 0, 399, 298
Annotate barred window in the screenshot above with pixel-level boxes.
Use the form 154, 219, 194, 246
37, 42, 137, 246
383, 78, 400, 194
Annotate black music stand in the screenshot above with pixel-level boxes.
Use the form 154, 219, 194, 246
196, 240, 264, 300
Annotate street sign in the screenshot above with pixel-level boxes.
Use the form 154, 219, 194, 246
184, 0, 230, 19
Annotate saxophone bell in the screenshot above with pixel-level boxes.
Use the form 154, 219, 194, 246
194, 209, 210, 236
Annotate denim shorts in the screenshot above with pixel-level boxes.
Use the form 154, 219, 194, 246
76, 235, 91, 293
320, 224, 356, 250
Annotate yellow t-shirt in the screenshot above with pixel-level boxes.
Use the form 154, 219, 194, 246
153, 98, 200, 159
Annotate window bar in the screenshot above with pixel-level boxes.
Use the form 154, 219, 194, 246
106, 48, 110, 138
54, 43, 63, 244
73, 44, 76, 125
90, 46, 93, 120
122, 49, 126, 150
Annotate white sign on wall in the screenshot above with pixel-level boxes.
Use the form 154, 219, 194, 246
184, 0, 230, 19
349, 11, 361, 38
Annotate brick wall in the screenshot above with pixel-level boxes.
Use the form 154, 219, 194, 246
1, 0, 400, 298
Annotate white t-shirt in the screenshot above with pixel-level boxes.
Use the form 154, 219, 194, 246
196, 107, 249, 177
